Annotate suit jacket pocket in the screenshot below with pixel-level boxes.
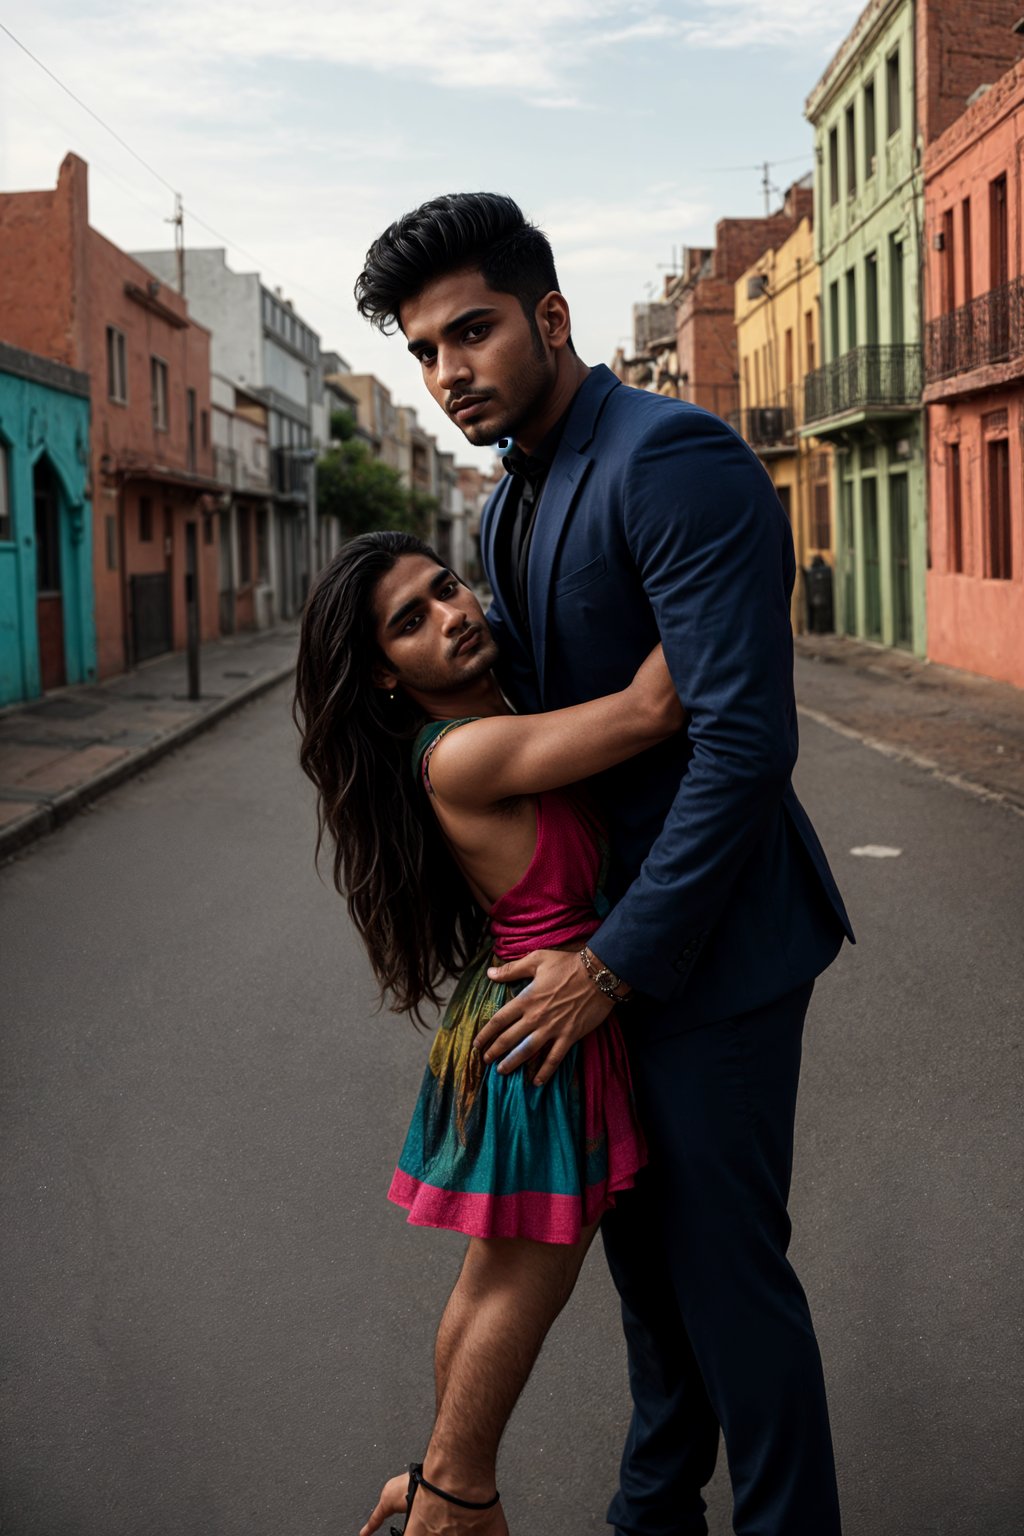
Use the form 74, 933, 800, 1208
554, 553, 608, 596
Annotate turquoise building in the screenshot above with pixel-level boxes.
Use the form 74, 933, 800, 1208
803, 0, 927, 655
0, 343, 95, 705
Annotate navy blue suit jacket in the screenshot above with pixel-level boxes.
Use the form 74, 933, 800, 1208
481, 365, 853, 1039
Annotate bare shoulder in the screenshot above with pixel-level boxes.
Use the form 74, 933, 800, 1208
425, 716, 515, 808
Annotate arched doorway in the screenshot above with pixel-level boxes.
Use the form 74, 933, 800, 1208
34, 457, 66, 691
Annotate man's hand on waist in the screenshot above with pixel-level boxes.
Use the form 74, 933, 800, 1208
474, 947, 626, 1086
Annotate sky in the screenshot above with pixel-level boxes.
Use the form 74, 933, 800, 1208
0, 1, 866, 468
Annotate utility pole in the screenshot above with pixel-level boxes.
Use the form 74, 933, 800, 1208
165, 193, 185, 296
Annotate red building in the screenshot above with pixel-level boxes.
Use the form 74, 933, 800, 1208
0, 154, 221, 678
923, 59, 1024, 689
674, 185, 815, 420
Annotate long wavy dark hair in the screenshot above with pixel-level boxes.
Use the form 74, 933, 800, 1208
293, 530, 485, 1023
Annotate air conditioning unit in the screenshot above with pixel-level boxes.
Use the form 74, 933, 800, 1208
747, 273, 770, 300
753, 407, 784, 441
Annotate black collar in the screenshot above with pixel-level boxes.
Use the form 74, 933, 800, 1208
501, 405, 572, 485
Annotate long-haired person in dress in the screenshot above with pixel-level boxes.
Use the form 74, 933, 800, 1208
294, 531, 682, 1535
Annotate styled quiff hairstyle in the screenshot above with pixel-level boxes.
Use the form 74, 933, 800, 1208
354, 191, 570, 347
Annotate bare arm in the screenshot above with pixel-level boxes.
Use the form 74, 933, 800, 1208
427, 647, 684, 808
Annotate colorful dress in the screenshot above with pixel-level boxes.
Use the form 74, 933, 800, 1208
387, 719, 647, 1245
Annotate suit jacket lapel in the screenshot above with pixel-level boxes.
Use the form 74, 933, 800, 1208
527, 446, 592, 703
526, 364, 621, 702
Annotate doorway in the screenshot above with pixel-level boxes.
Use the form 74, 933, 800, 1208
34, 458, 66, 691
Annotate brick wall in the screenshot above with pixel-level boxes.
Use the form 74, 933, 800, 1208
917, 0, 1024, 144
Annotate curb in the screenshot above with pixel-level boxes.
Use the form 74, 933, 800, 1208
0, 660, 296, 864
797, 702, 1024, 820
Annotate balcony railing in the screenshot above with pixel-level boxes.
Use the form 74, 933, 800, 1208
925, 278, 1024, 383
804, 344, 922, 425
729, 398, 796, 450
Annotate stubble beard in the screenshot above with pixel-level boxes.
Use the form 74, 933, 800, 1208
457, 345, 555, 448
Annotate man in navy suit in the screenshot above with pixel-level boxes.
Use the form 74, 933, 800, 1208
356, 193, 852, 1535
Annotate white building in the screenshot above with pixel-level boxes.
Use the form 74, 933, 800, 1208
132, 246, 320, 620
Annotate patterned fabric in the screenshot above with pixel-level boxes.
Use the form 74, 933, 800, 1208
388, 720, 647, 1245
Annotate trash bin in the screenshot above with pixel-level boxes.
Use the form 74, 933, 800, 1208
804, 555, 834, 634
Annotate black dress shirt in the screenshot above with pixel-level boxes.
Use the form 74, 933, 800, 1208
497, 410, 570, 637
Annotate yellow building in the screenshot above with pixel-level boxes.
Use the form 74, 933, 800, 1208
733, 207, 834, 633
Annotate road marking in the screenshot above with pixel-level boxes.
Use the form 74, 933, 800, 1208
850, 845, 902, 858
797, 704, 1024, 820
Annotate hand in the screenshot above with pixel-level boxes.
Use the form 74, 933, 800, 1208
474, 949, 615, 1086
360, 1471, 408, 1535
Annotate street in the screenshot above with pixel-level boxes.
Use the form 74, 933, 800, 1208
1, 671, 1021, 1536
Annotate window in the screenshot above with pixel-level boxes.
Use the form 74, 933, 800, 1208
865, 251, 879, 344
962, 196, 973, 303
186, 388, 197, 472
986, 438, 1012, 579
845, 268, 857, 350
0, 439, 12, 541
105, 514, 118, 571
828, 128, 839, 207
864, 80, 877, 176
805, 309, 816, 374
829, 281, 841, 359
845, 103, 857, 197
886, 48, 901, 138
107, 325, 127, 403
890, 236, 905, 344
201, 409, 209, 449
812, 478, 831, 550
204, 513, 215, 547
784, 328, 794, 392
942, 208, 956, 313
151, 356, 168, 431
139, 496, 153, 542
990, 173, 1009, 290
947, 444, 963, 573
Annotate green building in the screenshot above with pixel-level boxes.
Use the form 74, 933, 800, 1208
803, 0, 926, 654
0, 342, 95, 705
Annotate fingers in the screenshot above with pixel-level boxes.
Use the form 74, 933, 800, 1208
359, 1474, 408, 1535
486, 955, 537, 985
495, 1029, 543, 1075
532, 1035, 572, 1088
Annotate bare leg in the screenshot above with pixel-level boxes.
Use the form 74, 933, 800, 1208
361, 1223, 599, 1535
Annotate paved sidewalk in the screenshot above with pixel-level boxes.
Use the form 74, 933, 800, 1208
0, 626, 297, 861
794, 633, 1024, 814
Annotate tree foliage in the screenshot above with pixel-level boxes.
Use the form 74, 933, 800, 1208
317, 436, 435, 539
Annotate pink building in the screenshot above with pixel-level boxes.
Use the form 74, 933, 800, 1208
923, 60, 1024, 688
0, 154, 221, 679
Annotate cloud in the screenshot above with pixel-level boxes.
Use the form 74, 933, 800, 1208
672, 0, 866, 49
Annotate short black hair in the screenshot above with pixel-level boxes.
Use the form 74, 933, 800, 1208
354, 192, 564, 339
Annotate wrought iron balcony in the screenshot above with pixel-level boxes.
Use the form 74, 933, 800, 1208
925, 278, 1024, 384
804, 344, 922, 426
729, 399, 796, 451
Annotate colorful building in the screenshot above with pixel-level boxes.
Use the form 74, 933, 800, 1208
0, 155, 221, 679
804, 0, 1024, 658
0, 343, 95, 704
613, 189, 815, 421
923, 58, 1024, 688
804, 0, 927, 654
733, 188, 835, 632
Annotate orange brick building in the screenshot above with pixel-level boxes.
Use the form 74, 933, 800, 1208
0, 154, 221, 678
923, 58, 1024, 688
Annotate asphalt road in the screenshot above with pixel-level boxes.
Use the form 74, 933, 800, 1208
1, 682, 1021, 1536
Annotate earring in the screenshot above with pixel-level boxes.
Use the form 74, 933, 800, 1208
388, 691, 395, 701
